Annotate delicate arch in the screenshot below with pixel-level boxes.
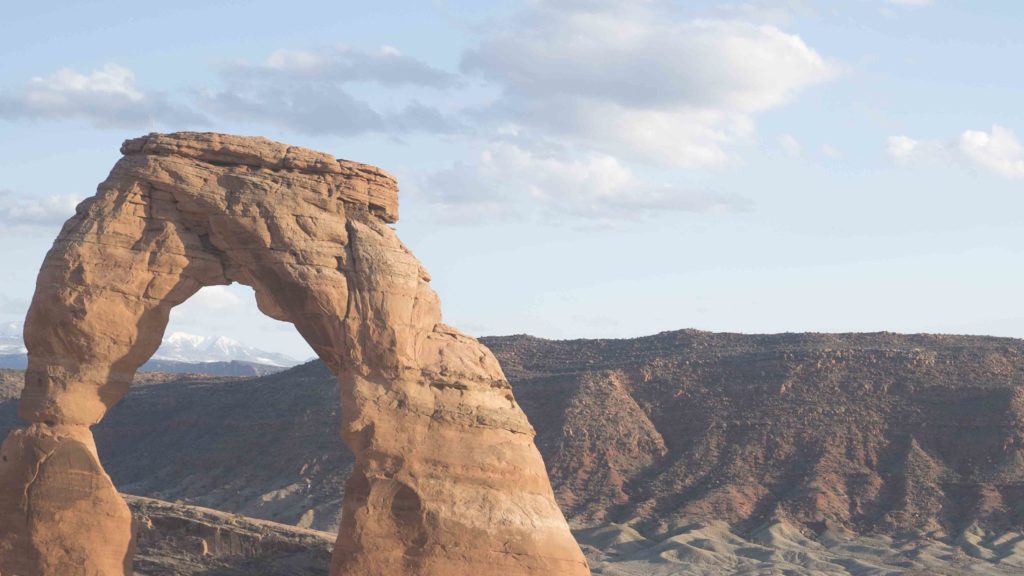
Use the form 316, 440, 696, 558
0, 133, 589, 576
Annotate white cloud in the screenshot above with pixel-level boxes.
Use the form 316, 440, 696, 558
779, 134, 802, 157
418, 1, 834, 222
888, 125, 1024, 179
1, 51, 453, 136
886, 134, 950, 164
0, 64, 205, 128
462, 2, 838, 168
959, 125, 1024, 180
423, 142, 747, 222
0, 190, 81, 230
2, 8, 834, 223
886, 135, 920, 160
887, 0, 932, 6
821, 144, 841, 158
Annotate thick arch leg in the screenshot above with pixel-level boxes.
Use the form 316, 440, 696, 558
328, 219, 590, 575
0, 425, 133, 575
0, 173, 226, 575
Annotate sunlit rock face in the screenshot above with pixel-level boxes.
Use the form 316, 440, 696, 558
0, 132, 589, 576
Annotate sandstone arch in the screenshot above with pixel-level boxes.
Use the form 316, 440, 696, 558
0, 133, 590, 576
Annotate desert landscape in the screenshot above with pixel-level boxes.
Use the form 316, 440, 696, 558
6, 329, 1024, 573
2, 2, 1023, 575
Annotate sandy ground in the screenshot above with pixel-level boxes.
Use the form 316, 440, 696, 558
578, 518, 1024, 576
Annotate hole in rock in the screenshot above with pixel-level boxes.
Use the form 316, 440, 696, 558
390, 482, 428, 549
82, 284, 358, 534
390, 483, 423, 525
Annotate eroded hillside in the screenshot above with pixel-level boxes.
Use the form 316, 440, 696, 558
3, 330, 1024, 539
485, 331, 1024, 536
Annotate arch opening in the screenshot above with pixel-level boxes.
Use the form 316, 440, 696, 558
159, 284, 313, 369
0, 132, 589, 576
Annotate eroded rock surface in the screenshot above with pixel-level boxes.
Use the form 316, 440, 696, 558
0, 132, 588, 576
126, 495, 335, 576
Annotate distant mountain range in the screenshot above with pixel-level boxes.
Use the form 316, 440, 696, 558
153, 332, 299, 367
0, 322, 299, 376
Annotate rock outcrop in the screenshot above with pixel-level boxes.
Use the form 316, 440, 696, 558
126, 495, 336, 576
0, 133, 588, 576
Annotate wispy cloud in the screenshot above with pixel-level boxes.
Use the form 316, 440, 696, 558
198, 45, 461, 136
252, 45, 459, 88
779, 134, 802, 158
421, 141, 748, 224
0, 6, 841, 224
0, 64, 205, 128
0, 190, 81, 230
0, 48, 459, 137
887, 125, 1024, 179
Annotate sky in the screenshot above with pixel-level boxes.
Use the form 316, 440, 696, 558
1, 0, 1023, 359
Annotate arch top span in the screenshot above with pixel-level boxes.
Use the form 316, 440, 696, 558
0, 132, 589, 576
122, 131, 400, 222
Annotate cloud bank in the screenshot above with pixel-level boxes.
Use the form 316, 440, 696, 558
0, 3, 840, 223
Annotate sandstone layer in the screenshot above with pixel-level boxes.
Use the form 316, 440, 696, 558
0, 132, 588, 576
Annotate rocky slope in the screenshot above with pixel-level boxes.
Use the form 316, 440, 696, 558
484, 331, 1024, 537
128, 496, 1024, 576
6, 329, 1024, 542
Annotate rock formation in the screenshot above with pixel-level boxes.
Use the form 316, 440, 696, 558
0, 133, 589, 576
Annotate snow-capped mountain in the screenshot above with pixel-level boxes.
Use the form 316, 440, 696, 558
0, 322, 297, 374
153, 332, 299, 367
0, 321, 25, 355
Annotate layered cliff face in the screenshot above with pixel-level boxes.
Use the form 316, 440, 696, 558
485, 331, 1024, 536
0, 133, 587, 576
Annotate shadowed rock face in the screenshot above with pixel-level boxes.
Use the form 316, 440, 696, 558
0, 132, 589, 576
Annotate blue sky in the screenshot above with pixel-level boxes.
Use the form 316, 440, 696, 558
1, 0, 1023, 358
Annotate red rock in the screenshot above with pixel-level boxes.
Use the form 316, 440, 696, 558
0, 132, 589, 576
